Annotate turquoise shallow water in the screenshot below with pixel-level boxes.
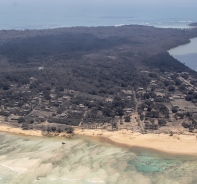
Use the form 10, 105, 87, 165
0, 133, 197, 184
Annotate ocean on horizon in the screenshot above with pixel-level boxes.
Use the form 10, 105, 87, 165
0, 1, 197, 30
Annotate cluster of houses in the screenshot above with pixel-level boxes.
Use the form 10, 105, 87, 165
0, 70, 197, 134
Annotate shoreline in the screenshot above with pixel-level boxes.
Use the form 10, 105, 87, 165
0, 124, 73, 138
0, 124, 43, 137
0, 124, 197, 156
75, 128, 197, 156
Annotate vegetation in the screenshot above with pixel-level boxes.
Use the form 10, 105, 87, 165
0, 25, 197, 134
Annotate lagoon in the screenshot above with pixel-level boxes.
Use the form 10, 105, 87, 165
168, 38, 197, 71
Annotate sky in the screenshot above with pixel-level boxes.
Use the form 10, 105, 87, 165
1, 0, 196, 12
0, 0, 196, 18
1, 0, 197, 6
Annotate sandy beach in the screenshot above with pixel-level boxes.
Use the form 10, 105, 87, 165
0, 123, 197, 156
75, 128, 197, 156
0, 124, 43, 137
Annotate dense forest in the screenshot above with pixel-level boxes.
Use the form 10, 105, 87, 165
0, 25, 197, 134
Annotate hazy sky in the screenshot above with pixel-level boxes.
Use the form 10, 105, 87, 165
1, 0, 197, 6
1, 0, 196, 18
0, 0, 196, 28
1, 0, 196, 12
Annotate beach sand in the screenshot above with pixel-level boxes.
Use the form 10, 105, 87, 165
0, 124, 43, 137
75, 128, 197, 156
0, 123, 197, 156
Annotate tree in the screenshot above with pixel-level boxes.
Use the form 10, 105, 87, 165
158, 119, 167, 126
65, 126, 74, 134
47, 126, 52, 132
116, 107, 124, 116
137, 107, 143, 114
2, 83, 10, 90
181, 73, 189, 80
124, 115, 131, 122
168, 85, 175, 92
164, 80, 171, 87
112, 121, 118, 129
43, 90, 51, 100
51, 126, 56, 132
102, 107, 112, 117
21, 123, 29, 130
140, 114, 145, 121
185, 95, 193, 101
179, 85, 186, 93
5, 117, 8, 122
172, 107, 178, 113
192, 121, 197, 128
29, 81, 39, 89
175, 79, 182, 86
18, 117, 25, 123
182, 122, 190, 128
57, 126, 62, 133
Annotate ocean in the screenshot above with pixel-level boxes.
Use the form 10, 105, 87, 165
0, 1, 197, 29
0, 132, 197, 184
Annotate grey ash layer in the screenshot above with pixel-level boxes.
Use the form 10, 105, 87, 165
0, 25, 197, 135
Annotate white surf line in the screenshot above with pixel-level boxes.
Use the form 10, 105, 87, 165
61, 178, 81, 181
86, 179, 106, 183
33, 177, 82, 182
0, 163, 26, 174
34, 177, 105, 183
49, 178, 81, 181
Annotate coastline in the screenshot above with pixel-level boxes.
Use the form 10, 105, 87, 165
1, 124, 197, 156
0, 124, 43, 137
75, 128, 197, 156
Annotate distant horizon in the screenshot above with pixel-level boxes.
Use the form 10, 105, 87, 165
0, 0, 197, 30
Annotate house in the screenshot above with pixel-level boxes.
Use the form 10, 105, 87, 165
150, 98, 154, 102
38, 67, 44, 70
127, 96, 132, 100
105, 97, 113, 102
156, 92, 164, 97
79, 104, 85, 109
124, 108, 133, 114
62, 96, 70, 101
138, 87, 144, 91
172, 95, 181, 99
150, 80, 156, 84
60, 113, 68, 117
